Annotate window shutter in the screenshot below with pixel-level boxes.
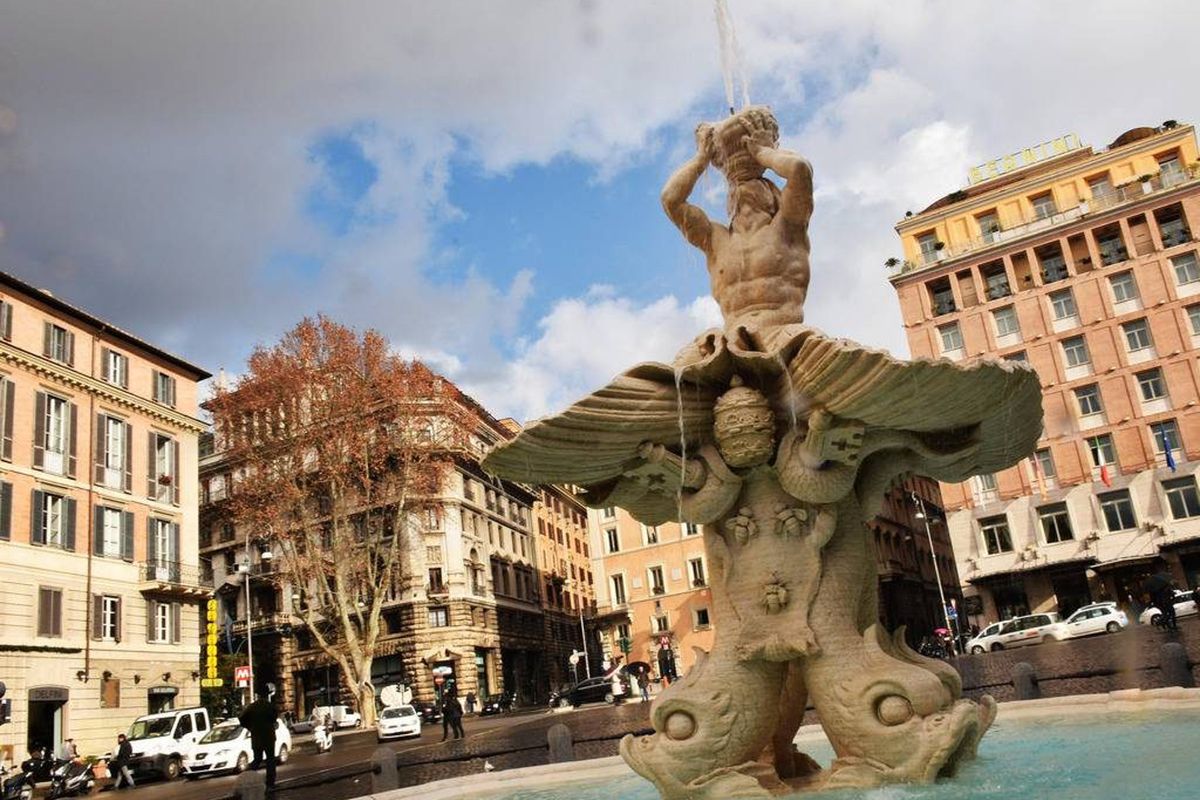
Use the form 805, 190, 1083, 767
147, 433, 157, 497
115, 597, 123, 643
0, 301, 10, 340
100, 347, 110, 381
92, 594, 103, 640
94, 413, 107, 484
33, 392, 46, 469
64, 330, 75, 367
169, 377, 176, 407
53, 590, 63, 637
121, 356, 128, 389
152, 371, 160, 403
171, 602, 181, 644
123, 422, 133, 492
171, 523, 180, 576
30, 489, 45, 545
146, 517, 157, 564
2, 379, 13, 461
121, 511, 134, 562
63, 497, 76, 551
146, 599, 157, 643
172, 440, 180, 505
38, 588, 51, 636
0, 481, 10, 540
42, 322, 52, 358
66, 402, 77, 477
93, 506, 105, 556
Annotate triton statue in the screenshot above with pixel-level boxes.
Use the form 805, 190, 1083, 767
483, 106, 1042, 797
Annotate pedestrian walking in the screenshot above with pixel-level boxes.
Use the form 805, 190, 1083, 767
465, 691, 476, 714
238, 687, 279, 788
110, 733, 135, 790
441, 692, 464, 741
638, 671, 650, 702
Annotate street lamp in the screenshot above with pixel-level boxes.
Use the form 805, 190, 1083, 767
564, 578, 591, 678
239, 540, 273, 701
911, 491, 957, 656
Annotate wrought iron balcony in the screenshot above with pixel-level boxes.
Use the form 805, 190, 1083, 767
138, 561, 210, 598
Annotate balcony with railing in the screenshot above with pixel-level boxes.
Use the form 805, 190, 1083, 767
890, 163, 1200, 278
231, 611, 295, 636
138, 561, 210, 598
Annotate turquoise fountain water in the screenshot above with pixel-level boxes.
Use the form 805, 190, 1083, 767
496, 711, 1200, 800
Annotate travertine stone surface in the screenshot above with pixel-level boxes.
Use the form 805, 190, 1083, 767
482, 107, 1042, 797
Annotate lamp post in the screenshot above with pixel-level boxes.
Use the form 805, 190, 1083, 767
564, 579, 591, 678
239, 540, 273, 702
912, 491, 957, 656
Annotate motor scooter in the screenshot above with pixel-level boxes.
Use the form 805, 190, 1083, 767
18, 749, 55, 785
313, 720, 334, 754
0, 765, 34, 800
46, 760, 93, 800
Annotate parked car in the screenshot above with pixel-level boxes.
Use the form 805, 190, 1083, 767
310, 705, 362, 730
479, 693, 513, 716
413, 701, 442, 725
376, 705, 422, 741
288, 714, 316, 735
1046, 603, 1128, 640
182, 719, 291, 779
995, 612, 1063, 648
548, 675, 630, 709
1139, 589, 1199, 625
125, 707, 212, 781
964, 620, 1008, 654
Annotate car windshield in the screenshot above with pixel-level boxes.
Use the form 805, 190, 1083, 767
381, 707, 416, 719
199, 725, 243, 744
128, 717, 176, 739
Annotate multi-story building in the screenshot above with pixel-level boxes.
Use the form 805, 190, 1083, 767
889, 122, 1200, 624
588, 480, 962, 678
0, 271, 209, 760
200, 391, 555, 716
532, 484, 599, 688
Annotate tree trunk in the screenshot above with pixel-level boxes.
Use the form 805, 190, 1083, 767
356, 656, 377, 726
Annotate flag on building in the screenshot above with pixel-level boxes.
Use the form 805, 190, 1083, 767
1166, 446, 1178, 473
1099, 465, 1112, 487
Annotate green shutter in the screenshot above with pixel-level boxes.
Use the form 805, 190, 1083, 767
33, 392, 45, 469
30, 489, 45, 545
0, 481, 10, 540
121, 511, 134, 562
93, 506, 105, 556
63, 497, 76, 551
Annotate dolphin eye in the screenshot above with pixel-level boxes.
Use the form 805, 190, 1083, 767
876, 695, 913, 726
664, 711, 697, 740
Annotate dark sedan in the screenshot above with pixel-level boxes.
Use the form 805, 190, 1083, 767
413, 701, 442, 725
548, 675, 629, 709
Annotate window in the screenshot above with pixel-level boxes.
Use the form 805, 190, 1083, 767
1109, 272, 1139, 304
980, 516, 1013, 555
43, 323, 74, 365
917, 232, 940, 264
96, 415, 130, 490
96, 506, 132, 559
1031, 192, 1056, 220
938, 323, 963, 353
37, 587, 63, 637
1098, 490, 1136, 532
99, 595, 121, 640
977, 473, 998, 492
1136, 369, 1166, 402
983, 265, 1010, 299
1086, 434, 1115, 468
688, 557, 706, 587
1164, 477, 1200, 519
36, 392, 75, 476
156, 602, 171, 641
428, 567, 445, 593
1151, 420, 1182, 454
1049, 289, 1077, 320
427, 606, 449, 627
1173, 252, 1200, 285
977, 211, 1000, 242
103, 349, 128, 388
150, 433, 178, 503
602, 506, 616, 519
1003, 351, 1028, 363
153, 371, 177, 407
1062, 336, 1090, 368
642, 525, 659, 545
1122, 319, 1152, 352
1087, 174, 1113, 200
605, 528, 620, 553
610, 574, 627, 605
683, 523, 699, 536
651, 613, 670, 634
1158, 152, 1182, 177
1188, 306, 1200, 337
1039, 247, 1068, 282
993, 306, 1020, 337
1035, 448, 1057, 480
1075, 385, 1103, 416
648, 566, 666, 595
32, 490, 75, 550
1038, 503, 1074, 543
694, 608, 711, 628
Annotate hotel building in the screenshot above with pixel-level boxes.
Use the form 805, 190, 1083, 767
0, 271, 209, 761
889, 122, 1200, 625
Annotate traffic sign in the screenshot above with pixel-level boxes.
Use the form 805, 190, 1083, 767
234, 665, 252, 688
200, 678, 224, 688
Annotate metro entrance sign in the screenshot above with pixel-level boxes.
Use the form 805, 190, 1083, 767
234, 665, 252, 688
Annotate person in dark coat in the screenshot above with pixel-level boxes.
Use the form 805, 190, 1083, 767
238, 689, 279, 787
440, 692, 464, 741
110, 733, 135, 790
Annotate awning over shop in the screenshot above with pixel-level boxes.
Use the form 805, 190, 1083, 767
1091, 553, 1161, 574
967, 555, 1096, 584
1159, 533, 1200, 553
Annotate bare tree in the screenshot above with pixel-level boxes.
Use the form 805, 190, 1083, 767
211, 316, 473, 724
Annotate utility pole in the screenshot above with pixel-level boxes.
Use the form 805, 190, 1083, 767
912, 491, 957, 655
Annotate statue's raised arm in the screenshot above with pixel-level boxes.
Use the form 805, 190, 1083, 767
661, 124, 721, 254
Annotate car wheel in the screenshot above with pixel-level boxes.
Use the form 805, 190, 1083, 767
278, 744, 290, 764
235, 753, 249, 773
990, 642, 1005, 652
1106, 621, 1121, 633
604, 692, 615, 704
557, 697, 572, 709
971, 645, 984, 654
1151, 613, 1163, 626
164, 757, 182, 781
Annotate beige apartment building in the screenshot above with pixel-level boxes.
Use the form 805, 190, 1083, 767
0, 271, 209, 762
889, 122, 1200, 624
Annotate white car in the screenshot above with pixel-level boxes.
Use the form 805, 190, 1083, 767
1139, 589, 1199, 625
376, 705, 422, 741
1046, 603, 1128, 640
311, 704, 363, 729
965, 620, 1008, 654
182, 719, 291, 778
965, 612, 1062, 652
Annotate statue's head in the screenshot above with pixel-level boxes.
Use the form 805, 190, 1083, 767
709, 105, 779, 182
713, 376, 775, 468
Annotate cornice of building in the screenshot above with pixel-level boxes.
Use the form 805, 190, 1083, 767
1, 340, 207, 434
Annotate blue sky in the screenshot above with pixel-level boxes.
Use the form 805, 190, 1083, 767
1, 1, 1197, 420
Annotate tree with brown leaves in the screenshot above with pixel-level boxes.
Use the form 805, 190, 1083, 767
210, 316, 473, 724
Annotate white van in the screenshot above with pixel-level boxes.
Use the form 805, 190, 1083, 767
310, 704, 362, 730
126, 707, 211, 781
